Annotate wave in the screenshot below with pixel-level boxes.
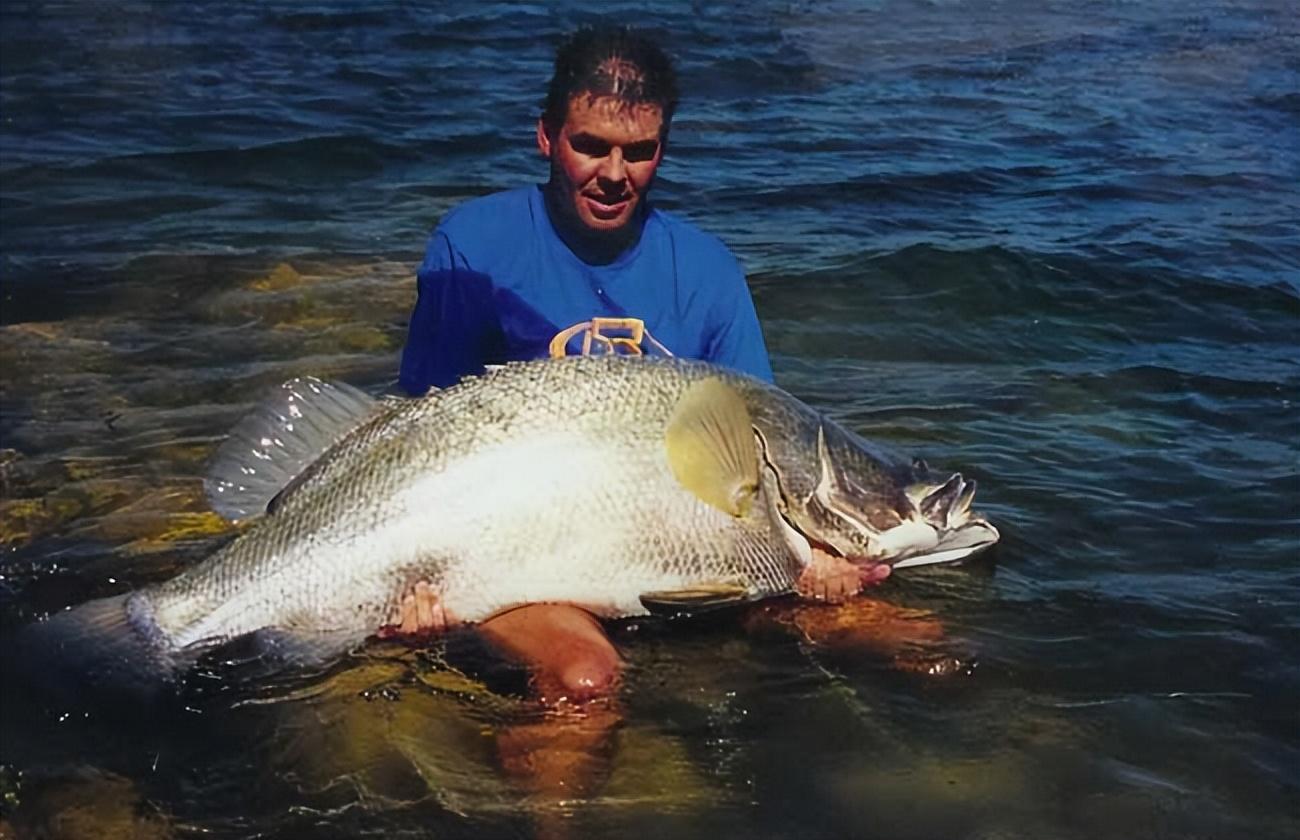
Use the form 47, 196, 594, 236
2, 194, 223, 228
702, 166, 1060, 210
1251, 92, 1300, 115
707, 166, 1285, 217
820, 243, 1296, 311
2, 133, 460, 191
387, 7, 556, 50
751, 242, 1300, 374
263, 10, 390, 32
1048, 363, 1297, 402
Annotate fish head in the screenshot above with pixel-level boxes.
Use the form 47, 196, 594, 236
756, 414, 999, 569
892, 458, 1001, 567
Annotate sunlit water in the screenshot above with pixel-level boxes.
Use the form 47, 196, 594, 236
1, 1, 1297, 838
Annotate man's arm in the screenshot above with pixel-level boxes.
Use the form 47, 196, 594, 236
398, 231, 504, 395
705, 254, 774, 383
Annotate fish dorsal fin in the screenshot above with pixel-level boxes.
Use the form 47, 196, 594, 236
205, 377, 378, 522
665, 377, 759, 517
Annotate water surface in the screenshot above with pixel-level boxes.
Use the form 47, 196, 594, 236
1, 2, 1297, 838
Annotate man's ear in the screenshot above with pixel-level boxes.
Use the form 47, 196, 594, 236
537, 117, 552, 159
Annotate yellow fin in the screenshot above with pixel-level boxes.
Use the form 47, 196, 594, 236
665, 378, 759, 517
639, 582, 752, 617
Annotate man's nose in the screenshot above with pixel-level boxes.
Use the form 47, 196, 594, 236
597, 148, 627, 185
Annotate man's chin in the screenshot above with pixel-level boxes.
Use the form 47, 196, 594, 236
584, 216, 632, 233
575, 213, 635, 238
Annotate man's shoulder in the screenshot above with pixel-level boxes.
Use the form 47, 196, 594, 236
646, 208, 743, 275
437, 186, 537, 244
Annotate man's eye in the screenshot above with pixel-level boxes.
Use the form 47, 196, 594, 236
571, 137, 611, 157
623, 141, 659, 162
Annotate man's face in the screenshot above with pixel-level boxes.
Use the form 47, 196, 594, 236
538, 94, 665, 238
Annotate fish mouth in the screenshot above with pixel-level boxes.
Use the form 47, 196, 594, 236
884, 471, 1001, 567
768, 469, 1000, 572
890, 518, 999, 569
756, 429, 998, 576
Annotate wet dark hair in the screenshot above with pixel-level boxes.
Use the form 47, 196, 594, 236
541, 26, 679, 135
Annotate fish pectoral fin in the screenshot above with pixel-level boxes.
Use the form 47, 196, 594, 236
665, 377, 759, 517
639, 582, 753, 617
204, 376, 380, 522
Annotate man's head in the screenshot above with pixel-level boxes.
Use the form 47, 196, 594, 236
537, 27, 679, 255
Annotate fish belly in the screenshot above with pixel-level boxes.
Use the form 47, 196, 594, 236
145, 428, 735, 649
402, 430, 745, 621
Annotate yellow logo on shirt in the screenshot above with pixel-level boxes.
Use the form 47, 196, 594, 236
549, 317, 673, 359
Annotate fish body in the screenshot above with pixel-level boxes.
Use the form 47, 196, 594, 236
16, 356, 999, 690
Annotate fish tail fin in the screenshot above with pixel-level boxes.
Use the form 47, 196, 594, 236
6, 592, 182, 706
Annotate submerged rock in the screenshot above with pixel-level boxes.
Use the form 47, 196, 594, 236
1, 766, 171, 840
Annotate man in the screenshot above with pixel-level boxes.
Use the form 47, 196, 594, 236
398, 25, 772, 396
389, 27, 869, 705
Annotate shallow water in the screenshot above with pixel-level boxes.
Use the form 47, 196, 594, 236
1, 1, 1297, 838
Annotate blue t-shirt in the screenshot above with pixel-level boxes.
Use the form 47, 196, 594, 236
399, 185, 772, 394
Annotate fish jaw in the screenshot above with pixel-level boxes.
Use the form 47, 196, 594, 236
891, 519, 999, 568
865, 471, 1001, 567
788, 513, 996, 574
889, 471, 1001, 566
759, 420, 1000, 571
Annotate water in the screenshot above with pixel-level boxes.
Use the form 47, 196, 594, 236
1, 1, 1297, 837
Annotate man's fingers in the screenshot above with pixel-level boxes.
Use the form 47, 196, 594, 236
860, 563, 892, 586
398, 593, 420, 634
415, 581, 435, 629
798, 548, 886, 603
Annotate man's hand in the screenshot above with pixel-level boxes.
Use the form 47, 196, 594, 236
795, 548, 891, 603
377, 580, 450, 639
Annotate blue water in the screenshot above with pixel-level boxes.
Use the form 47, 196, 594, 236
1, 2, 1297, 838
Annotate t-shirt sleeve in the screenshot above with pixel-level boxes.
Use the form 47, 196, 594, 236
705, 252, 774, 383
398, 230, 504, 394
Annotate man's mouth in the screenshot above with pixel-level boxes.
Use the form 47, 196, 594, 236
583, 193, 631, 219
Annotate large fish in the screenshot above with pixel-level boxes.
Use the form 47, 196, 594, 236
13, 356, 998, 695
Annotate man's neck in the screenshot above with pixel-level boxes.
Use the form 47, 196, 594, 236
542, 184, 646, 266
